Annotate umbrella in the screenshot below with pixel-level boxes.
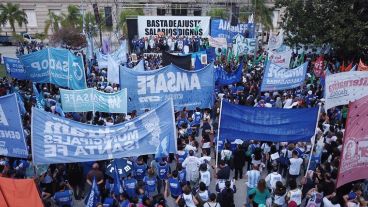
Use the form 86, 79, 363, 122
105, 158, 133, 178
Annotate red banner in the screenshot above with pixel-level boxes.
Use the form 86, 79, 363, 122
358, 59, 368, 71
337, 95, 368, 188
313, 56, 324, 77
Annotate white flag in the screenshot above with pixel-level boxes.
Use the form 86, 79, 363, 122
107, 55, 120, 84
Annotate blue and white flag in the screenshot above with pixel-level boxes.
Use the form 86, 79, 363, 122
210, 19, 252, 42
215, 63, 243, 86
0, 94, 28, 158
19, 48, 87, 89
120, 64, 215, 112
32, 83, 45, 109
31, 99, 177, 164
107, 54, 120, 84
219, 100, 319, 142
113, 161, 123, 196
96, 40, 128, 68
85, 177, 100, 207
60, 88, 127, 113
3, 57, 27, 79
232, 34, 256, 55
261, 62, 308, 92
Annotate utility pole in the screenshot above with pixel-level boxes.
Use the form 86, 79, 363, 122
252, 0, 258, 65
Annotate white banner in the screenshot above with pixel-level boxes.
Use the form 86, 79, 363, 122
138, 16, 210, 37
325, 71, 368, 109
267, 30, 283, 50
107, 55, 120, 84
268, 49, 292, 68
232, 34, 256, 55
208, 36, 227, 48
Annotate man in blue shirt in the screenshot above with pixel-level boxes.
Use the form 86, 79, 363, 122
123, 173, 138, 199
53, 181, 73, 207
134, 157, 147, 181
157, 158, 171, 193
165, 170, 182, 199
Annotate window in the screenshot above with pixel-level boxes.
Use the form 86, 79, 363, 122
193, 9, 201, 16
24, 9, 37, 27
157, 8, 166, 16
172, 4, 187, 16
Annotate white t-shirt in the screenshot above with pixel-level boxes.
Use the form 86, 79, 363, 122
323, 197, 341, 207
200, 171, 211, 187
289, 157, 303, 175
288, 189, 302, 205
183, 193, 196, 207
265, 172, 282, 189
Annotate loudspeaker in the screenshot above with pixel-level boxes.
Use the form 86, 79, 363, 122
93, 4, 100, 24
104, 7, 112, 26
231, 5, 239, 26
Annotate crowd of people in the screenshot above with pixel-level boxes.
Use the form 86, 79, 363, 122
0, 33, 367, 207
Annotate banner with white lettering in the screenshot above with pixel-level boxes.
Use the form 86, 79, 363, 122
31, 99, 177, 164
267, 49, 292, 68
120, 63, 215, 112
232, 34, 256, 55
19, 48, 86, 89
3, 57, 28, 79
60, 88, 127, 113
325, 71, 368, 109
138, 16, 210, 37
261, 62, 308, 91
210, 19, 251, 41
0, 94, 28, 158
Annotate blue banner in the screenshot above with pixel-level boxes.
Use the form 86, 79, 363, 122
60, 88, 127, 113
215, 64, 243, 86
210, 19, 254, 41
19, 48, 87, 89
120, 63, 215, 112
261, 62, 308, 92
0, 94, 28, 158
3, 57, 28, 79
31, 99, 177, 164
219, 100, 318, 142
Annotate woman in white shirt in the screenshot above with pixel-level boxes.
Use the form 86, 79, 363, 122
286, 179, 302, 206
176, 185, 199, 207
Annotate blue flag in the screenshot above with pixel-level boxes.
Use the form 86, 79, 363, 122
31, 99, 177, 164
3, 57, 27, 79
210, 19, 251, 42
219, 100, 319, 142
113, 160, 123, 196
215, 63, 243, 86
194, 55, 203, 70
32, 83, 45, 109
14, 91, 26, 116
85, 177, 100, 207
0, 94, 28, 158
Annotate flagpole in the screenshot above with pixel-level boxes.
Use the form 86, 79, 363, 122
215, 98, 223, 172
304, 103, 322, 177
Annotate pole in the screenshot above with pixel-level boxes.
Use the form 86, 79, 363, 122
252, 0, 258, 65
304, 103, 322, 177
215, 98, 224, 172
81, 0, 85, 35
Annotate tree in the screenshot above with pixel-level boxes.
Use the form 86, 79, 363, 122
206, 8, 229, 19
0, 3, 28, 34
44, 11, 62, 36
253, 0, 273, 30
118, 8, 143, 34
61, 5, 82, 29
275, 0, 368, 59
50, 26, 86, 48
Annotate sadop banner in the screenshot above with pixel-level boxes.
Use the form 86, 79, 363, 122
96, 40, 128, 69
261, 62, 308, 92
120, 63, 214, 112
325, 71, 368, 109
60, 88, 127, 113
210, 19, 251, 41
3, 57, 28, 79
267, 49, 292, 68
31, 99, 177, 164
19, 48, 86, 89
138, 16, 210, 37
0, 94, 28, 158
337, 96, 368, 188
219, 100, 319, 142
232, 34, 256, 55
215, 64, 243, 86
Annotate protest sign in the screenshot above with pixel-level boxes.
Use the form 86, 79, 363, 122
60, 88, 127, 113
325, 71, 368, 109
138, 16, 210, 37
232, 34, 256, 55
210, 19, 251, 41
261, 62, 308, 91
19, 48, 86, 89
0, 94, 28, 158
219, 100, 319, 142
120, 63, 214, 112
337, 96, 368, 187
215, 64, 243, 86
31, 99, 177, 164
313, 56, 324, 77
267, 49, 292, 68
3, 57, 27, 79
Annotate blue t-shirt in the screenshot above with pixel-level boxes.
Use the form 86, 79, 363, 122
134, 163, 147, 181
143, 176, 157, 193
123, 178, 137, 198
53, 190, 73, 207
103, 197, 114, 207
157, 163, 170, 180
178, 170, 187, 184
192, 112, 202, 126
168, 177, 182, 197
177, 151, 188, 164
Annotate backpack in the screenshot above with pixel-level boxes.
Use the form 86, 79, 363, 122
278, 150, 290, 167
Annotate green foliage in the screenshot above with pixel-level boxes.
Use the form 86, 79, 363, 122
34, 33, 46, 41
206, 8, 229, 19
44, 11, 62, 35
253, 0, 273, 30
0, 3, 28, 34
61, 5, 82, 29
275, 0, 368, 59
118, 8, 144, 34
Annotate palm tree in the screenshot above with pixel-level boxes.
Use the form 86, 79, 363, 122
61, 5, 82, 29
118, 8, 144, 34
206, 8, 229, 19
252, 0, 273, 30
44, 11, 62, 35
0, 3, 28, 34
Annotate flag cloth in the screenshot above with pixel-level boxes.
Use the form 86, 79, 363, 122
14, 91, 26, 116
340, 62, 353, 72
336, 96, 368, 188
113, 160, 123, 196
313, 56, 324, 77
85, 177, 100, 206
0, 177, 43, 207
194, 55, 203, 70
358, 59, 368, 71
107, 55, 120, 84
32, 83, 45, 109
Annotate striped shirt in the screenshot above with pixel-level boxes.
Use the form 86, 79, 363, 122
246, 170, 260, 188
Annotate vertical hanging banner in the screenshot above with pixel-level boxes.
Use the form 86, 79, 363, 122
232, 34, 256, 55
31, 99, 177, 164
267, 30, 284, 50
267, 49, 292, 68
325, 71, 368, 109
120, 63, 214, 112
3, 57, 28, 79
107, 55, 120, 84
138, 16, 210, 37
313, 56, 324, 78
337, 96, 368, 188
19, 48, 86, 89
0, 94, 28, 158
210, 19, 250, 42
60, 88, 128, 113
261, 62, 308, 91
